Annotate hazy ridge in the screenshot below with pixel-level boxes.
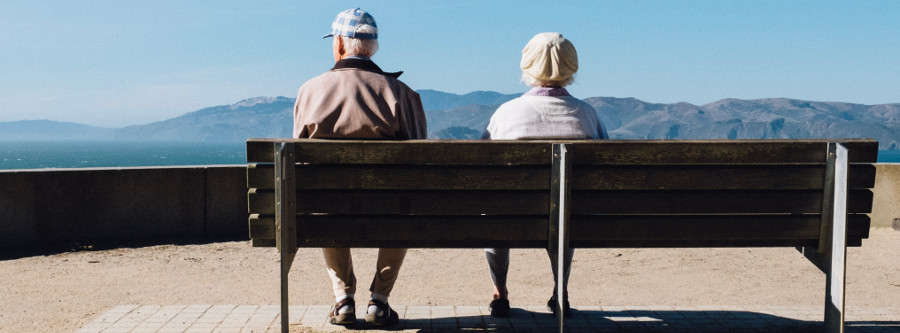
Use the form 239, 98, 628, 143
1, 91, 898, 150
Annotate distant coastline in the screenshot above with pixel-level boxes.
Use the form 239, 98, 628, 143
1, 90, 898, 150
2, 90, 898, 170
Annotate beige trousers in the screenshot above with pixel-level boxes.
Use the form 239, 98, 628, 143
323, 247, 407, 298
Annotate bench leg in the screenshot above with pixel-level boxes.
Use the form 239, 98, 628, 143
274, 142, 298, 333
822, 143, 849, 333
797, 143, 848, 333
280, 247, 297, 332
549, 144, 571, 333
824, 234, 847, 333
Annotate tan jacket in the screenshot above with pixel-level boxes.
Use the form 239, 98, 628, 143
293, 58, 427, 139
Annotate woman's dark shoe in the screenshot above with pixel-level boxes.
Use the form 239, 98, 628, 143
489, 298, 511, 317
328, 298, 356, 325
547, 298, 573, 318
365, 299, 400, 327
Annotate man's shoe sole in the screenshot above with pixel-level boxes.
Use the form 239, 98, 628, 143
329, 313, 356, 325
365, 313, 398, 327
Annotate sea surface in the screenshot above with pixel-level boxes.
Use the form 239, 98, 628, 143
0, 141, 246, 170
1, 141, 899, 170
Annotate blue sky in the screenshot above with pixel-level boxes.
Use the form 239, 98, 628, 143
1, 0, 898, 127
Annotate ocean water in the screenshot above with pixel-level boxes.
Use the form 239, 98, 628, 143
0, 141, 246, 170
0, 141, 898, 170
879, 150, 900, 163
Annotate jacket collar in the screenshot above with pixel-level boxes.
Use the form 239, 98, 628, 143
331, 58, 403, 78
524, 86, 570, 97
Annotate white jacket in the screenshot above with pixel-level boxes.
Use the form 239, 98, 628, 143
485, 89, 607, 140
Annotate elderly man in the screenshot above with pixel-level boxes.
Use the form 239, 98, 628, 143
292, 8, 426, 327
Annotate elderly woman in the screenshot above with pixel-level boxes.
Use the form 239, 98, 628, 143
483, 32, 608, 318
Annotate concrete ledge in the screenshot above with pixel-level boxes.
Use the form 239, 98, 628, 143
0, 165, 247, 249
872, 163, 900, 228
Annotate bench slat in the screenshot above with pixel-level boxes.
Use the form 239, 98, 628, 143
247, 140, 878, 164
250, 215, 548, 248
573, 189, 873, 214
248, 164, 874, 190
570, 140, 878, 165
248, 214, 869, 248
297, 190, 547, 215
573, 165, 875, 190
248, 140, 553, 165
250, 164, 550, 190
572, 214, 870, 247
248, 190, 546, 215
247, 189, 872, 215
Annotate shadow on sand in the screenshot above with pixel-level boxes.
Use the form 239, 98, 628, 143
313, 308, 900, 332
0, 236, 246, 261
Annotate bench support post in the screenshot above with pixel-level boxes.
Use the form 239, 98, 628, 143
800, 143, 849, 332
821, 142, 849, 333
549, 144, 571, 333
274, 142, 297, 333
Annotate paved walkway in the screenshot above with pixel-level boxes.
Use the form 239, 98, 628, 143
75, 304, 900, 332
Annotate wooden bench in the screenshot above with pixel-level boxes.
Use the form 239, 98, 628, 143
246, 139, 878, 333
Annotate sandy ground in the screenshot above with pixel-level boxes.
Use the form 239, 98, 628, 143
1, 230, 899, 333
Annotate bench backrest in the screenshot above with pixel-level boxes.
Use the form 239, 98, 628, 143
246, 139, 878, 249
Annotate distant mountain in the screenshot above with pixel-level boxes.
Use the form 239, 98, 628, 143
1, 91, 898, 150
116, 96, 293, 142
426, 104, 497, 138
434, 126, 483, 139
0, 120, 114, 141
416, 89, 520, 111
585, 97, 900, 150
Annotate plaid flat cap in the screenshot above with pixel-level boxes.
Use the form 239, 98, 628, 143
323, 8, 378, 40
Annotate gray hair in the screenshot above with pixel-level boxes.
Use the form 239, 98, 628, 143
521, 73, 575, 87
336, 24, 379, 58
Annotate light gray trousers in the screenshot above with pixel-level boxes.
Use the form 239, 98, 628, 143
484, 247, 574, 300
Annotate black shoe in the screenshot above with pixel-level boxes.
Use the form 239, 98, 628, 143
328, 298, 356, 325
365, 299, 400, 327
489, 298, 510, 317
547, 298, 572, 318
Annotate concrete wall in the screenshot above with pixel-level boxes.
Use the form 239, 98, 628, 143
2, 163, 898, 250
0, 166, 247, 249
871, 163, 900, 228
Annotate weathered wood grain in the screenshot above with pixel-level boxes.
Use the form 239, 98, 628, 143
250, 215, 547, 248
248, 140, 552, 165
292, 190, 547, 215
571, 165, 875, 190
569, 214, 870, 247
251, 165, 549, 190
246, 139, 877, 249
246, 189, 873, 215
248, 214, 869, 248
572, 189, 874, 214
246, 163, 271, 189
249, 163, 876, 190
246, 139, 878, 164
249, 190, 545, 215
570, 140, 878, 165
294, 165, 550, 190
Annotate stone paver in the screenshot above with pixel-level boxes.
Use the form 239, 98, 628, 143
77, 304, 900, 332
